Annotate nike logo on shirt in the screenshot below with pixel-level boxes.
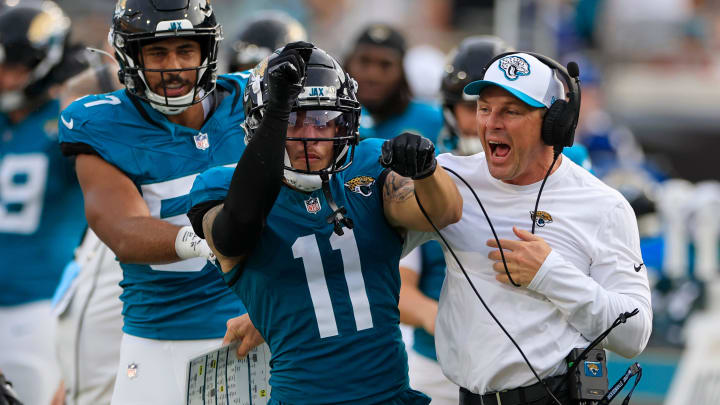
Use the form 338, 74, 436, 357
634, 263, 644, 272
61, 115, 73, 130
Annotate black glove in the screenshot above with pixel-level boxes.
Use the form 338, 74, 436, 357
266, 41, 314, 112
380, 132, 437, 180
0, 373, 23, 405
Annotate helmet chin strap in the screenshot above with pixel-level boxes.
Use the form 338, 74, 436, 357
140, 59, 209, 116
281, 151, 354, 236
320, 172, 354, 236
282, 151, 323, 192
145, 89, 193, 115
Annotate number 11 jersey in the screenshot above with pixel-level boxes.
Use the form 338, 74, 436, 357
190, 138, 410, 404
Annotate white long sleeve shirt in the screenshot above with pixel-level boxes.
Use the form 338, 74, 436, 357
404, 152, 652, 394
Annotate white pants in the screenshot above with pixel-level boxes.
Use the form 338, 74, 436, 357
408, 349, 458, 405
0, 300, 60, 405
111, 334, 223, 405
55, 230, 124, 405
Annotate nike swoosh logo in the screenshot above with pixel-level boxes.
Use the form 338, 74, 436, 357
634, 263, 644, 272
61, 115, 73, 130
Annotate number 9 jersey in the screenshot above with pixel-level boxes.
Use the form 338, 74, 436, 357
58, 74, 250, 340
0, 99, 86, 306
189, 138, 416, 404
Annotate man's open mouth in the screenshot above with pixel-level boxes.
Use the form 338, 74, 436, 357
488, 140, 511, 158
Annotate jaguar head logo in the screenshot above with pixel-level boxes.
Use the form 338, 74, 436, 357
498, 56, 531, 81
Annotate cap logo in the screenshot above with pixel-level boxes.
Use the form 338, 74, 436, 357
368, 25, 391, 42
498, 56, 531, 81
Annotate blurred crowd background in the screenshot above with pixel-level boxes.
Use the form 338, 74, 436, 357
20, 0, 720, 403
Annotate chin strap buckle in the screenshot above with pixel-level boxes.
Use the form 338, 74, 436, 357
320, 172, 354, 236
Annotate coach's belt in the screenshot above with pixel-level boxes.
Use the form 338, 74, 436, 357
459, 374, 567, 405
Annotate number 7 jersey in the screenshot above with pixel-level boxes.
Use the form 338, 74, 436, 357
189, 138, 410, 404
58, 74, 250, 340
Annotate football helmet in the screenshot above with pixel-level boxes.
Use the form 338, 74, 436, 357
439, 36, 512, 154
0, 0, 76, 112
110, 0, 222, 115
227, 10, 307, 73
243, 45, 361, 192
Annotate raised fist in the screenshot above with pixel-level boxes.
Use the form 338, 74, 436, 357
380, 132, 437, 180
267, 41, 314, 109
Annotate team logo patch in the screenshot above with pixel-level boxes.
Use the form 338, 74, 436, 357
127, 362, 138, 379
498, 56, 531, 81
584, 361, 603, 377
304, 197, 322, 214
345, 176, 375, 197
530, 210, 553, 227
194, 132, 210, 150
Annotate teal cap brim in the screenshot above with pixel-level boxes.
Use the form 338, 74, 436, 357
463, 80, 546, 108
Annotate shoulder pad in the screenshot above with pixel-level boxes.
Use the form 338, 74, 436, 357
189, 166, 235, 208
59, 91, 127, 135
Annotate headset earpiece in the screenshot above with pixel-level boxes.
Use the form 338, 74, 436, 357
541, 99, 569, 152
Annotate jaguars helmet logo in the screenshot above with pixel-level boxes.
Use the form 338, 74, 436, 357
530, 210, 553, 227
498, 56, 530, 81
345, 176, 375, 197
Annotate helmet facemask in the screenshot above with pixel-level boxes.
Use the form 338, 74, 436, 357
243, 48, 361, 192
111, 22, 222, 115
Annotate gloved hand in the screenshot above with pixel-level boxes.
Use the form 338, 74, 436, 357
267, 41, 314, 111
380, 132, 437, 180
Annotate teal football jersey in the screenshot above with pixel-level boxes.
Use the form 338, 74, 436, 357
411, 241, 446, 361
58, 74, 250, 339
0, 99, 86, 306
359, 99, 443, 144
190, 139, 411, 404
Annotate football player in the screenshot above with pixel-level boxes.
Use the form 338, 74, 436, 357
0, 2, 88, 404
52, 32, 126, 405
225, 10, 307, 73
344, 23, 443, 142
188, 42, 462, 404
57, 1, 248, 403
436, 36, 513, 155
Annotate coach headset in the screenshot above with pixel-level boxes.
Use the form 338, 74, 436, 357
415, 52, 584, 404
481, 51, 582, 155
